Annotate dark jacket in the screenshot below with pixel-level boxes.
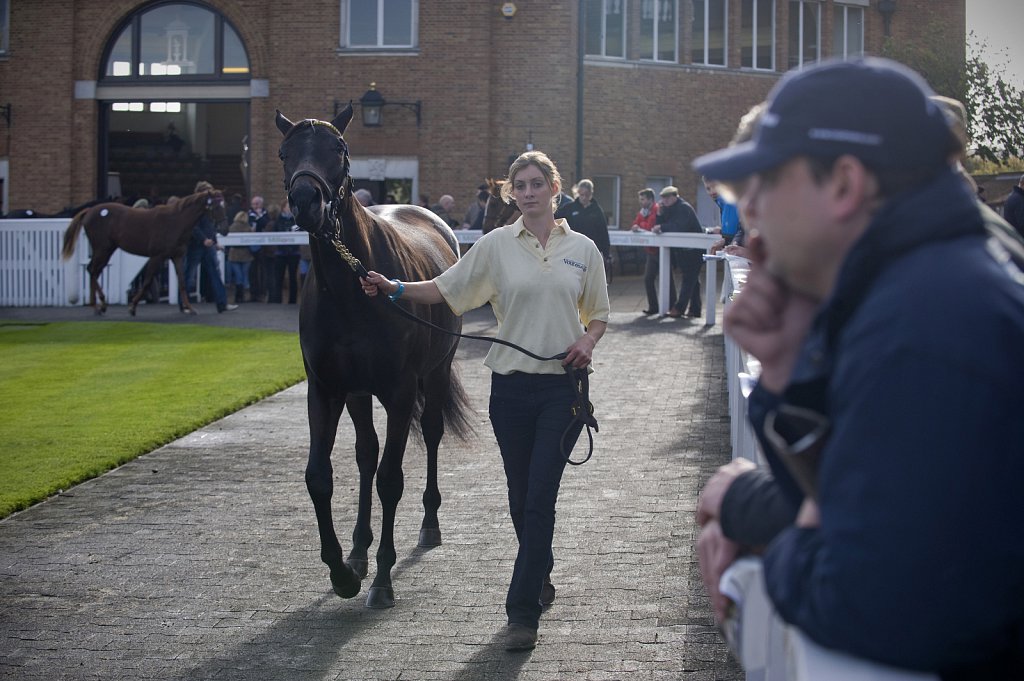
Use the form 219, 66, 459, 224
555, 199, 610, 257
188, 212, 219, 250
1003, 185, 1024, 238
657, 198, 702, 234
273, 211, 299, 257
744, 170, 1024, 677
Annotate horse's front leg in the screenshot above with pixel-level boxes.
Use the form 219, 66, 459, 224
170, 255, 196, 315
305, 380, 361, 598
345, 393, 379, 579
129, 257, 164, 317
366, 386, 416, 609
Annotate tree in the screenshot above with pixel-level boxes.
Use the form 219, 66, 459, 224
883, 29, 1024, 167
963, 36, 1024, 165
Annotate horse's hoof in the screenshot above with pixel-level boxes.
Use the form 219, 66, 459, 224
347, 557, 369, 579
330, 570, 361, 599
418, 527, 442, 548
182, 308, 196, 316
365, 586, 395, 609
129, 308, 137, 317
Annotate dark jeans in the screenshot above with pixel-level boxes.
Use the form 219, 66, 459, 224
489, 371, 584, 629
673, 249, 703, 316
269, 254, 300, 304
182, 244, 227, 308
643, 252, 676, 311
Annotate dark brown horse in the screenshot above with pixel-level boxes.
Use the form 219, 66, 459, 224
61, 190, 225, 316
276, 106, 471, 608
481, 178, 520, 234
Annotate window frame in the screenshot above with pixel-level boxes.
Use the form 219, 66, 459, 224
0, 0, 9, 56
339, 0, 419, 51
592, 175, 621, 229
98, 2, 250, 82
585, 0, 628, 59
832, 3, 864, 59
640, 0, 679, 63
787, 0, 820, 70
741, 0, 775, 71
691, 0, 728, 67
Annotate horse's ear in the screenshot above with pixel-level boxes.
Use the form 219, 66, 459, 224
275, 110, 295, 136
331, 103, 354, 136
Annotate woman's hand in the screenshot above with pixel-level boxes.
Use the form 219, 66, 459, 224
563, 334, 596, 369
563, 321, 607, 369
360, 270, 396, 298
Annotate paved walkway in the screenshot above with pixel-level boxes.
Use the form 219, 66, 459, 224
0, 276, 743, 680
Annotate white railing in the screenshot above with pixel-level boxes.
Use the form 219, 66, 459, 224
1, 218, 169, 307
223, 228, 724, 325
1, 220, 719, 321
719, 258, 939, 681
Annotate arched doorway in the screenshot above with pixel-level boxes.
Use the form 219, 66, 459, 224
96, 2, 251, 204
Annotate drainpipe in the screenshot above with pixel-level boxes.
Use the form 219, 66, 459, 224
576, 0, 585, 183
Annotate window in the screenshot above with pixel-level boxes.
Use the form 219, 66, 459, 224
0, 0, 8, 55
832, 4, 864, 59
101, 3, 249, 80
645, 176, 673, 198
592, 176, 621, 229
787, 0, 820, 70
691, 0, 726, 66
640, 0, 678, 62
585, 0, 627, 59
741, 0, 774, 70
342, 0, 416, 49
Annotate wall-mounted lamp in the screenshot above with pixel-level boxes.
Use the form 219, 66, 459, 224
0, 103, 10, 128
877, 0, 896, 37
335, 83, 421, 128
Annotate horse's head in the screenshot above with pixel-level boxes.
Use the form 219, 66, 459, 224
481, 178, 519, 233
276, 106, 354, 240
205, 190, 226, 222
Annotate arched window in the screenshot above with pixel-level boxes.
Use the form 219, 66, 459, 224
101, 2, 249, 81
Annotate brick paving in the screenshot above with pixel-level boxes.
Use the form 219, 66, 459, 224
0, 276, 743, 680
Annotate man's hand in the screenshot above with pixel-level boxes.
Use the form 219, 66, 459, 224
697, 520, 743, 623
795, 498, 820, 528
723, 265, 818, 393
697, 458, 757, 527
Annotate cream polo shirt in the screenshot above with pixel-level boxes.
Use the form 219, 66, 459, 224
434, 217, 610, 375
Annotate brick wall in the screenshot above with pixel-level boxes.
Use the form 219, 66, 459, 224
0, 0, 965, 217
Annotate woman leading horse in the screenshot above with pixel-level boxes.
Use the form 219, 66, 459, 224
276, 106, 472, 609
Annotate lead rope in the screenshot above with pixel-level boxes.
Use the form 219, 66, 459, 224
328, 231, 597, 465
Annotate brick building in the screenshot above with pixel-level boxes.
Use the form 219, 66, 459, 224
0, 0, 964, 226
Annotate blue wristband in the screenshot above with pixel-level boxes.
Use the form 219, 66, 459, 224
387, 279, 405, 302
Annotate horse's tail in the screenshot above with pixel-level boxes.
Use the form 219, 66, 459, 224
441, 361, 474, 441
411, 358, 475, 442
61, 209, 87, 260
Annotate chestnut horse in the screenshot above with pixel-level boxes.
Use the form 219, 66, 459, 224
276, 106, 472, 608
480, 178, 520, 234
61, 190, 225, 316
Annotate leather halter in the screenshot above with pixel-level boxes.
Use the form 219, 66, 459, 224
282, 120, 350, 245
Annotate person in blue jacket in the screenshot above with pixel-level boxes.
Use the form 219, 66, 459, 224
694, 58, 1024, 679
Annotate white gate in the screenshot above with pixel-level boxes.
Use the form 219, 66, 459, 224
0, 218, 147, 307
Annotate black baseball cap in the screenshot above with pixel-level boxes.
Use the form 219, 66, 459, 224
693, 58, 954, 181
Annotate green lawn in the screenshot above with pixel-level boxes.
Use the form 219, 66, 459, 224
0, 321, 306, 519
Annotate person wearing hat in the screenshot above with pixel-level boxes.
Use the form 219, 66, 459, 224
182, 180, 236, 313
652, 185, 704, 317
693, 58, 1024, 677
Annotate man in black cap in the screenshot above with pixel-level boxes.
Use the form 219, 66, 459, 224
694, 58, 1024, 678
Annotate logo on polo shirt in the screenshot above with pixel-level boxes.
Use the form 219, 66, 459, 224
562, 258, 587, 271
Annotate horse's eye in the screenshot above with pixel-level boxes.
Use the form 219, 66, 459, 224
279, 150, 286, 161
